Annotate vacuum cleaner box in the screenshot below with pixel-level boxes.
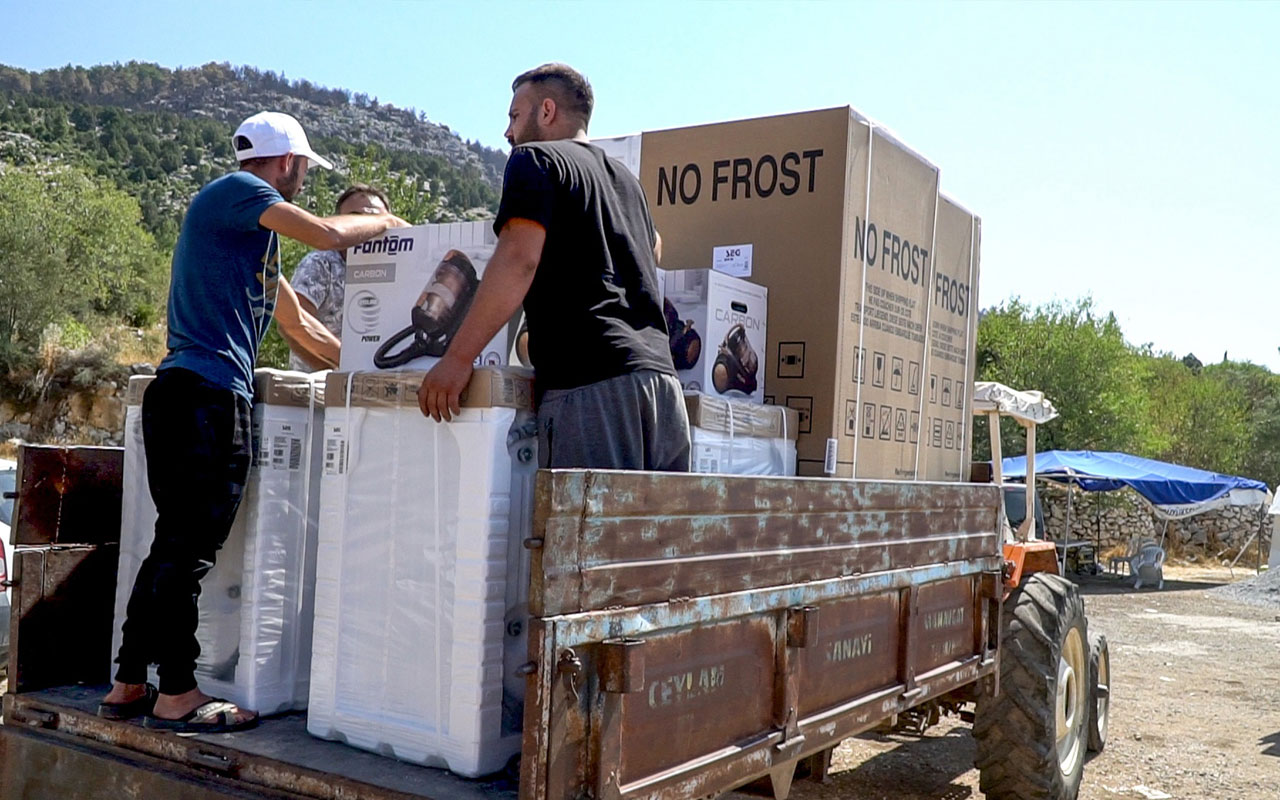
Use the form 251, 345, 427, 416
663, 269, 768, 403
340, 221, 509, 373
641, 107, 979, 479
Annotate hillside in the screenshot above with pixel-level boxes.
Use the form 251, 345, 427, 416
0, 61, 507, 238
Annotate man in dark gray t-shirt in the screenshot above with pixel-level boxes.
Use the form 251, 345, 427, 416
416, 63, 689, 471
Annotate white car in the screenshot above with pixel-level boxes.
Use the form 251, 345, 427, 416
1, 457, 16, 671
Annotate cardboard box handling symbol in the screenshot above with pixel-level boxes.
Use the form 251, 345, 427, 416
632, 107, 981, 480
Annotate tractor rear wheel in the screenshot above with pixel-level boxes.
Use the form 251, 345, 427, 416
974, 572, 1089, 800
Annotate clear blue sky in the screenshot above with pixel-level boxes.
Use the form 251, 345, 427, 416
3, 0, 1276, 368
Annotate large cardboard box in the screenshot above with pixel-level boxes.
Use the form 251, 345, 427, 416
921, 195, 981, 480
639, 107, 980, 479
663, 269, 768, 403
341, 222, 509, 373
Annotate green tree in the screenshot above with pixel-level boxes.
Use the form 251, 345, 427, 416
0, 166, 168, 368
972, 298, 1150, 461
1141, 356, 1250, 474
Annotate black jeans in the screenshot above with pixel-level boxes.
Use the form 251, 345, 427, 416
114, 368, 252, 695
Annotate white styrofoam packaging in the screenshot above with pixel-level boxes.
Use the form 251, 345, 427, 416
341, 222, 509, 373
690, 428, 796, 476
111, 369, 324, 714
684, 393, 798, 477
308, 369, 536, 777
663, 269, 768, 403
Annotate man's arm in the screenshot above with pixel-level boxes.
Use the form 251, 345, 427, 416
417, 219, 546, 421
260, 203, 410, 251
275, 275, 340, 370
296, 294, 320, 319
654, 230, 663, 265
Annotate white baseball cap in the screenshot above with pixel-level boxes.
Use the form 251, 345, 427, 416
233, 111, 333, 170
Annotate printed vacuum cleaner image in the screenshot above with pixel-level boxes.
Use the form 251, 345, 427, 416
373, 250, 479, 369
664, 297, 702, 371
713, 323, 759, 396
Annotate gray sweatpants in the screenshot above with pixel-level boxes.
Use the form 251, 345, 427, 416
537, 370, 691, 471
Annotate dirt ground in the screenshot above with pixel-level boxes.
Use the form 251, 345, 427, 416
731, 565, 1280, 800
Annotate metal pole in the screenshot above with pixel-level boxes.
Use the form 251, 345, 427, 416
1229, 505, 1267, 574
988, 411, 1004, 485
1063, 472, 1074, 575
1024, 422, 1037, 541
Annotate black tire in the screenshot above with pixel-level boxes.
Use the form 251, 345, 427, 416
1087, 632, 1110, 753
974, 572, 1090, 800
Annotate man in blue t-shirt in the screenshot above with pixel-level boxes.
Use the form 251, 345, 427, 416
99, 112, 407, 733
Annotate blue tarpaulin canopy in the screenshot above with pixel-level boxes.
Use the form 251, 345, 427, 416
1001, 450, 1270, 519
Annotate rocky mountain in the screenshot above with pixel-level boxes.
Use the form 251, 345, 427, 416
0, 61, 508, 233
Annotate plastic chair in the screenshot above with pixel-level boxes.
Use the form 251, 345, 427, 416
1109, 534, 1155, 576
1129, 543, 1165, 590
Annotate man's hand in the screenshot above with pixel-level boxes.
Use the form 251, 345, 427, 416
417, 352, 474, 422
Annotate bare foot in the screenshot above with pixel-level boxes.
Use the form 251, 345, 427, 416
152, 687, 256, 725
103, 681, 148, 705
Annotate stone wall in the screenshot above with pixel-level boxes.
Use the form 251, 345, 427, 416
1041, 486, 1271, 564
0, 367, 148, 448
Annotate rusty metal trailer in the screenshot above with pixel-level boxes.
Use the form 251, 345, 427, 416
1, 443, 1102, 800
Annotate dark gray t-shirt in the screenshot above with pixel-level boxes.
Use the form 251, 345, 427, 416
494, 140, 674, 396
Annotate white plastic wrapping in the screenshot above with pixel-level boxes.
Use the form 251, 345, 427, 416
110, 369, 322, 714
690, 426, 796, 476
307, 373, 536, 778
683, 393, 798, 476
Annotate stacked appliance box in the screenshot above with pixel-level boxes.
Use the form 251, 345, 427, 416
634, 107, 981, 479
307, 368, 536, 778
685, 393, 799, 476
111, 368, 324, 714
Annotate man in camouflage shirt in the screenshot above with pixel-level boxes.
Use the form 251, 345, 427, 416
288, 184, 392, 370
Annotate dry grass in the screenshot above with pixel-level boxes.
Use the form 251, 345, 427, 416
0, 440, 17, 461
102, 324, 168, 368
